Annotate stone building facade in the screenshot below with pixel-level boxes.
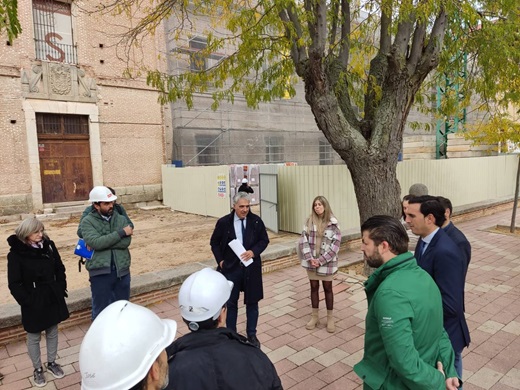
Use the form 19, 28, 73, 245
0, 0, 168, 215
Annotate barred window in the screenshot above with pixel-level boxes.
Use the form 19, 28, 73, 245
36, 113, 89, 137
319, 140, 333, 165
189, 37, 208, 72
265, 136, 284, 163
195, 135, 220, 165
32, 0, 77, 64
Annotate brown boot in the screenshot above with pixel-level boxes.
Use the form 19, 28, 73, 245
306, 308, 320, 330
326, 310, 335, 333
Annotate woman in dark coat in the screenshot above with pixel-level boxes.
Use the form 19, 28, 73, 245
7, 217, 69, 387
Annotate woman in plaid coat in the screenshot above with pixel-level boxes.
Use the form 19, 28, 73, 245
298, 196, 341, 333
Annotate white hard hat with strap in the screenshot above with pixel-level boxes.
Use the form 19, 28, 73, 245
79, 300, 177, 390
88, 186, 117, 203
179, 268, 233, 325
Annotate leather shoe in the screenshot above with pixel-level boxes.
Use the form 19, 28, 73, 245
248, 335, 261, 348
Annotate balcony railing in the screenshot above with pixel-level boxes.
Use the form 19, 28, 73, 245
34, 39, 78, 64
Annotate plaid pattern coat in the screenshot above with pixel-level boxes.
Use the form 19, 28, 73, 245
298, 217, 341, 276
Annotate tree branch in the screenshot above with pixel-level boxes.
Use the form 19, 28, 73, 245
338, 0, 351, 68
406, 22, 426, 75
329, 0, 340, 48
279, 4, 308, 73
415, 9, 447, 78
390, 1, 415, 69
306, 0, 327, 56
364, 9, 391, 129
379, 9, 391, 54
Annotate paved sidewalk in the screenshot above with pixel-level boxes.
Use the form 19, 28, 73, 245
1, 209, 520, 389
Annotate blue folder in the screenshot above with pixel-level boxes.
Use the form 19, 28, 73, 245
74, 239, 94, 259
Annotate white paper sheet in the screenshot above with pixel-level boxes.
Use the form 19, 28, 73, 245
228, 239, 253, 267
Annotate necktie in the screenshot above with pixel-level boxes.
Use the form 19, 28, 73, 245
241, 219, 246, 244
416, 240, 424, 259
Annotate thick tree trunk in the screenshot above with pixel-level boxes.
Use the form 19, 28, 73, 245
304, 87, 405, 222
346, 154, 402, 223
303, 88, 405, 222
345, 153, 402, 276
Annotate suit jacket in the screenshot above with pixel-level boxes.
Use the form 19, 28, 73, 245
210, 211, 269, 303
415, 228, 470, 352
443, 222, 471, 269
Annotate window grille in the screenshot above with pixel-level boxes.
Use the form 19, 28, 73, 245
32, 0, 77, 64
36, 113, 89, 137
195, 135, 220, 165
189, 37, 208, 72
265, 136, 284, 163
319, 140, 333, 165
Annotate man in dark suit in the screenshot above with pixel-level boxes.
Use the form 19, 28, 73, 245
405, 196, 470, 383
437, 196, 471, 270
210, 192, 269, 348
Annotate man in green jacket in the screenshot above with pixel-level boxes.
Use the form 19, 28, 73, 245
354, 215, 460, 390
76, 186, 133, 239
80, 186, 133, 320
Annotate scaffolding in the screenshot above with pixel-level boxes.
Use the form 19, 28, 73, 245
166, 34, 335, 166
436, 55, 467, 159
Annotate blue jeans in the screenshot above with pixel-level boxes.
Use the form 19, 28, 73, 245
454, 351, 463, 388
90, 266, 130, 320
225, 267, 259, 337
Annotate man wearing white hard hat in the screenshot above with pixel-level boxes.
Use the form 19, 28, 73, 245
77, 186, 133, 239
166, 268, 282, 390
238, 178, 254, 194
79, 186, 134, 320
79, 300, 177, 390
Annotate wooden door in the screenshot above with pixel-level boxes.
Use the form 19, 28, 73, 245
37, 114, 93, 203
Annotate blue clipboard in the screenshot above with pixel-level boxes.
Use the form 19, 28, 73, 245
74, 239, 94, 259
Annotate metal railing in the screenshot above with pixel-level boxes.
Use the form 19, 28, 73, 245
34, 39, 78, 64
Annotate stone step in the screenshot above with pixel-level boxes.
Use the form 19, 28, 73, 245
53, 204, 88, 215
136, 200, 168, 210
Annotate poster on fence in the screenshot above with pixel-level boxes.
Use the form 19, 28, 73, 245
217, 174, 227, 198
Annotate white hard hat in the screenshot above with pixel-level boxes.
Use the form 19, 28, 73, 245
79, 300, 177, 390
88, 186, 117, 202
242, 178, 248, 184
179, 268, 233, 324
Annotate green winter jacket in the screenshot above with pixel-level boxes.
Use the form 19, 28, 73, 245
354, 252, 458, 389
79, 209, 132, 277
77, 203, 133, 238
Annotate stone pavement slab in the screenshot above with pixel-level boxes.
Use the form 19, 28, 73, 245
1, 209, 520, 389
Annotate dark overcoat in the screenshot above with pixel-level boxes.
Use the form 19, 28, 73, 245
7, 235, 69, 333
415, 228, 470, 353
166, 328, 282, 390
210, 211, 269, 304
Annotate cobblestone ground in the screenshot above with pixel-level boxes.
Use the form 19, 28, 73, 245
1, 209, 520, 389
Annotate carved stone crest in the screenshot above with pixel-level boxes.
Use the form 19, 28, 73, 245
21, 62, 97, 102
49, 64, 72, 95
